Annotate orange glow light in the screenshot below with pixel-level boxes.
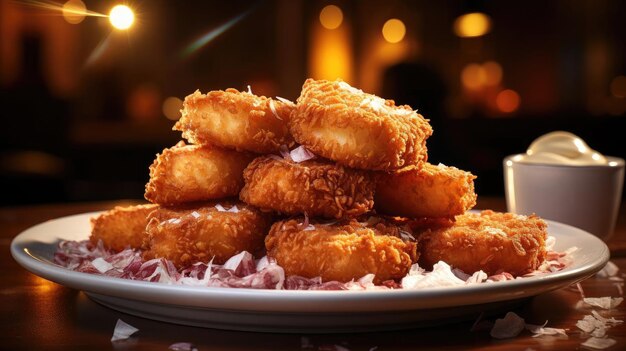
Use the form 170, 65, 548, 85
461, 63, 487, 90
319, 5, 343, 30
382, 19, 406, 43
162, 97, 183, 120
62, 0, 86, 24
496, 89, 521, 113
128, 85, 160, 120
453, 12, 491, 38
483, 61, 502, 86
310, 10, 353, 83
610, 75, 626, 98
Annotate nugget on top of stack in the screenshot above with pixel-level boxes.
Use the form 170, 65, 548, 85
291, 79, 432, 171
174, 88, 295, 153
89, 78, 548, 285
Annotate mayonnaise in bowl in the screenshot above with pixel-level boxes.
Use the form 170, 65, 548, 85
518, 131, 607, 166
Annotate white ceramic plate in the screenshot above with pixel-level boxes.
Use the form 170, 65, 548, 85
11, 212, 610, 333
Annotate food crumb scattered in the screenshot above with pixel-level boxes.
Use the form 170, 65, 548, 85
580, 337, 617, 350
583, 297, 623, 310
576, 310, 623, 347
525, 321, 567, 338
110, 319, 139, 342
169, 342, 198, 351
490, 312, 526, 339
596, 261, 619, 278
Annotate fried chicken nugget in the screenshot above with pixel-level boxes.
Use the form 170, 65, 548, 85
90, 204, 158, 251
239, 156, 376, 219
145, 142, 253, 205
375, 163, 477, 218
418, 210, 548, 276
266, 217, 417, 283
143, 200, 273, 267
174, 89, 295, 154
290, 79, 433, 171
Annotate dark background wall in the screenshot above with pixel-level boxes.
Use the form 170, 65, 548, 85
0, 0, 624, 206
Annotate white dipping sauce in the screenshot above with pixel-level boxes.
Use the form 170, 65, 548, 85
518, 131, 607, 165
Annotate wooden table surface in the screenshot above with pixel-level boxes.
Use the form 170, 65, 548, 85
2, 198, 625, 351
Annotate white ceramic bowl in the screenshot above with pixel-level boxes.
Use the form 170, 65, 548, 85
504, 155, 624, 240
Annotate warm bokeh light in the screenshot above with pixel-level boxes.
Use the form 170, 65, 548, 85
62, 0, 86, 24
461, 61, 503, 90
162, 97, 183, 120
453, 12, 491, 38
0, 151, 65, 176
319, 5, 343, 30
33, 275, 57, 293
610, 75, 626, 98
109, 5, 134, 30
310, 7, 353, 83
382, 19, 406, 43
128, 85, 160, 120
483, 61, 503, 86
496, 89, 521, 113
461, 63, 487, 90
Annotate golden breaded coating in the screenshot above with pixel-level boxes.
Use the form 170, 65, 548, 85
375, 163, 477, 218
143, 200, 273, 267
266, 217, 417, 284
290, 79, 433, 171
239, 156, 376, 219
418, 210, 548, 276
90, 204, 158, 251
145, 142, 253, 206
174, 89, 295, 154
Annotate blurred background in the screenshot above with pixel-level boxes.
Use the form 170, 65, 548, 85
1, 0, 625, 206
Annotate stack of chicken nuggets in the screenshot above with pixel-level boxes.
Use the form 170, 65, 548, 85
90, 78, 548, 285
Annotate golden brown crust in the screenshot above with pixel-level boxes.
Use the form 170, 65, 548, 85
174, 89, 295, 153
418, 210, 548, 276
143, 200, 273, 267
375, 163, 477, 218
290, 79, 432, 171
144, 142, 253, 205
266, 217, 417, 284
239, 156, 376, 219
90, 204, 158, 251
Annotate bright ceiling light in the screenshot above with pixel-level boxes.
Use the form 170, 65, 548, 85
109, 5, 134, 30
